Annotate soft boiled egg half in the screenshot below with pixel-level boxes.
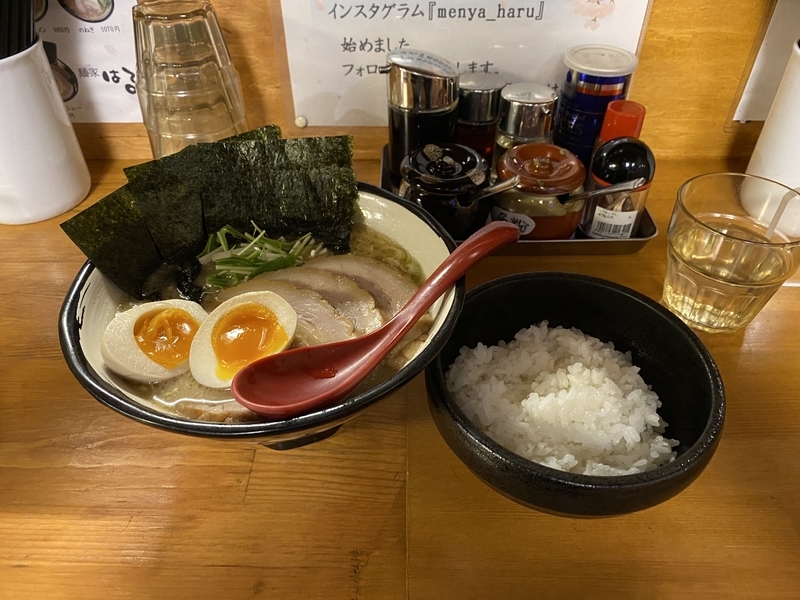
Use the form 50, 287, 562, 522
101, 299, 209, 382
189, 291, 298, 389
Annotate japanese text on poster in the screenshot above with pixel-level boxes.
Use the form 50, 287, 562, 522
279, 0, 651, 127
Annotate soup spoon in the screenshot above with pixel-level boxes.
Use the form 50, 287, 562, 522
231, 221, 520, 419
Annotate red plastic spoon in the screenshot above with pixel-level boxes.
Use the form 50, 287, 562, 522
231, 221, 520, 419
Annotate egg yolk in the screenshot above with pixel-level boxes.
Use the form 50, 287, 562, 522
211, 302, 288, 381
134, 308, 200, 369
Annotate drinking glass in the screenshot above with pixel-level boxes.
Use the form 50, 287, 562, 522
133, 0, 246, 158
663, 172, 800, 333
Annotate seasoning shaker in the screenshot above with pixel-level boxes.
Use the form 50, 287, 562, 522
493, 82, 558, 170
579, 136, 655, 240
456, 72, 507, 164
492, 143, 586, 240
553, 45, 638, 170
380, 49, 459, 185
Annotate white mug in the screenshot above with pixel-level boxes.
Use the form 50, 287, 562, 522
0, 39, 91, 225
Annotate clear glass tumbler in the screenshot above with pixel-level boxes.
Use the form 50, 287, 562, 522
133, 0, 247, 158
663, 172, 800, 333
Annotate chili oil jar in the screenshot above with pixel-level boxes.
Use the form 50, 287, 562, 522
493, 82, 558, 170
492, 143, 586, 240
456, 72, 507, 164
553, 45, 638, 170
380, 49, 459, 186
399, 143, 490, 238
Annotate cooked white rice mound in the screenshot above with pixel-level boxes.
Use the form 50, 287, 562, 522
446, 321, 678, 476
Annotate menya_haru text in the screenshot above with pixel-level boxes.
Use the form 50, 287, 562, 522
430, 2, 545, 21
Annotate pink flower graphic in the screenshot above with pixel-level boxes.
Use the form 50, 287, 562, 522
571, 0, 615, 29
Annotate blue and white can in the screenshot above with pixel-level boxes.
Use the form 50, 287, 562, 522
553, 45, 639, 169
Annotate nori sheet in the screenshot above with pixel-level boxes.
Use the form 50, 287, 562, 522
226, 124, 282, 142
122, 125, 285, 261
283, 135, 353, 168
61, 125, 357, 297
262, 165, 358, 251
198, 136, 357, 248
123, 143, 207, 263
60, 185, 163, 299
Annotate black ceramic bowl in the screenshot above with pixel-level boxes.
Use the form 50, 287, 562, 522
59, 184, 464, 449
425, 272, 725, 516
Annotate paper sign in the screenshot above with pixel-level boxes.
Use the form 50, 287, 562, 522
278, 0, 651, 127
34, 0, 141, 123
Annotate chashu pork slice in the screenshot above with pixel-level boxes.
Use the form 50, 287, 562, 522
304, 254, 420, 320
265, 267, 384, 336
304, 254, 434, 368
210, 278, 354, 347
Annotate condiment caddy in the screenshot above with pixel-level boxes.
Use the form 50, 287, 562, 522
379, 43, 658, 254
380, 145, 657, 255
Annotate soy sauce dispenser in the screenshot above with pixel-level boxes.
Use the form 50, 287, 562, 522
380, 49, 459, 186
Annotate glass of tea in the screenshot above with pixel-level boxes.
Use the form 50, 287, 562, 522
662, 172, 800, 333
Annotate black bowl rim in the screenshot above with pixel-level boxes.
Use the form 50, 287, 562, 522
428, 271, 726, 490
58, 182, 465, 439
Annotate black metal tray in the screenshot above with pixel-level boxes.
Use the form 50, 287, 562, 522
379, 145, 658, 256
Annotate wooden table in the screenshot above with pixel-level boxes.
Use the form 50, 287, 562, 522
1, 158, 798, 599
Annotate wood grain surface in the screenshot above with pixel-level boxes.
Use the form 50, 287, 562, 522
1, 157, 799, 598
2, 2, 796, 597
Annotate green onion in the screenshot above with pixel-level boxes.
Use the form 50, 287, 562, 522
198, 223, 328, 289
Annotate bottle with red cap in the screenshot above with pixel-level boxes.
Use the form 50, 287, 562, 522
579, 100, 654, 239
588, 100, 646, 172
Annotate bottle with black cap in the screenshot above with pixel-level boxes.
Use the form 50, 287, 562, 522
579, 136, 656, 240
379, 49, 459, 186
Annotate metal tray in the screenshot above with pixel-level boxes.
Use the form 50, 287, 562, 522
379, 145, 658, 255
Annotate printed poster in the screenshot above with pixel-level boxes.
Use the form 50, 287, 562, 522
278, 0, 652, 127
34, 0, 141, 123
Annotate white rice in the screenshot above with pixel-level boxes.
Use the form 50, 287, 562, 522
446, 321, 678, 476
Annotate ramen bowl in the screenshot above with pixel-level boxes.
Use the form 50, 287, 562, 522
60, 183, 463, 448
425, 272, 725, 516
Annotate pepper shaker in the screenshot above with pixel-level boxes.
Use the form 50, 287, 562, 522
493, 82, 558, 170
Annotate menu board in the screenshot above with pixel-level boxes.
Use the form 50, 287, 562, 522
34, 0, 141, 123
278, 0, 651, 127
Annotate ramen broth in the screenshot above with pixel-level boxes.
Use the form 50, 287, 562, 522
108, 224, 426, 422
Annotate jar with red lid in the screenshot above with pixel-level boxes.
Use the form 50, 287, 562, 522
492, 144, 586, 240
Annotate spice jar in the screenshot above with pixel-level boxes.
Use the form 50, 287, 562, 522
398, 143, 491, 238
493, 82, 558, 169
553, 45, 639, 170
492, 144, 586, 240
456, 72, 507, 163
380, 49, 459, 186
